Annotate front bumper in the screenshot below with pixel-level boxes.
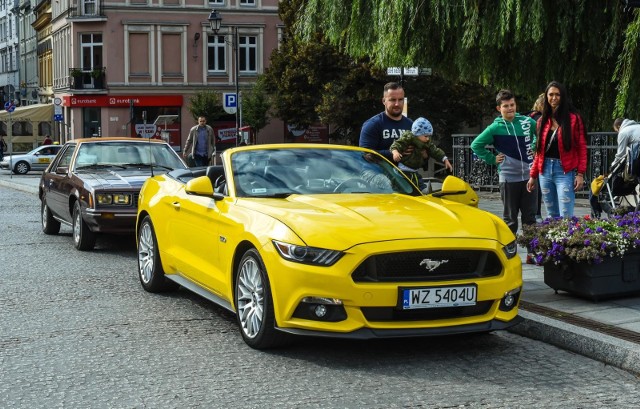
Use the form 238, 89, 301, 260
82, 208, 137, 233
263, 237, 523, 336
278, 315, 524, 339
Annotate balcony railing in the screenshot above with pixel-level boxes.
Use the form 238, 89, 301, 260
451, 132, 618, 198
69, 67, 106, 90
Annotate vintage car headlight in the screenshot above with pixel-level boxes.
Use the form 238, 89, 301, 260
96, 193, 132, 205
272, 240, 344, 266
502, 240, 518, 259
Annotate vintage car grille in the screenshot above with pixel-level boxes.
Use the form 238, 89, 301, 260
361, 301, 493, 322
351, 250, 502, 283
133, 193, 139, 208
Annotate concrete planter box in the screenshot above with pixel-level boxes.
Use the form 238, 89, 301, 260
543, 252, 640, 301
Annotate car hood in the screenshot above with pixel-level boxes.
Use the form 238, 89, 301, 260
1, 154, 28, 162
77, 169, 157, 190
238, 194, 512, 249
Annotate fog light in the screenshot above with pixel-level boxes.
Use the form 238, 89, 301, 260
314, 305, 327, 318
292, 297, 347, 322
499, 287, 521, 312
504, 294, 515, 308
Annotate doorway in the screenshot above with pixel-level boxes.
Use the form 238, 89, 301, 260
83, 107, 101, 138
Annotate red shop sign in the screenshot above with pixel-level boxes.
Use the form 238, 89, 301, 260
62, 95, 183, 107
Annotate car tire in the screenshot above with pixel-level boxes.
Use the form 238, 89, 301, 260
72, 201, 96, 251
14, 161, 29, 175
235, 248, 289, 349
137, 215, 177, 292
41, 199, 60, 235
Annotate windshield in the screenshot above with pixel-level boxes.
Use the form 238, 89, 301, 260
231, 148, 419, 198
74, 142, 185, 171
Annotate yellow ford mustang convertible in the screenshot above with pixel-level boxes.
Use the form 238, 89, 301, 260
136, 144, 522, 349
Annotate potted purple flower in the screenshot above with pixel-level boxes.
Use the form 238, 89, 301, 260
518, 213, 640, 301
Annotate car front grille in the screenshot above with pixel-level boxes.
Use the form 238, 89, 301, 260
351, 250, 502, 283
361, 301, 493, 322
133, 193, 139, 208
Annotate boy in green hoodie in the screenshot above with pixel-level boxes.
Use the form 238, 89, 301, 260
471, 89, 537, 240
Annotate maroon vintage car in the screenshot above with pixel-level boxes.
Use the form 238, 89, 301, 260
39, 137, 187, 250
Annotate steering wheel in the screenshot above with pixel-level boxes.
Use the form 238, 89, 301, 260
333, 178, 371, 193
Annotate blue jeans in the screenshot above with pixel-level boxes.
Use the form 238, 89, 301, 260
539, 158, 576, 218
194, 154, 208, 167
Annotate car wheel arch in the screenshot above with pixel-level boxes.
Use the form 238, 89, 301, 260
67, 190, 84, 217
137, 210, 150, 234
231, 240, 257, 307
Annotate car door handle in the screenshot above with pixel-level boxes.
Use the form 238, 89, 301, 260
172, 201, 180, 209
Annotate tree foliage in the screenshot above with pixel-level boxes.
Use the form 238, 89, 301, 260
297, 0, 640, 128
263, 0, 495, 145
188, 90, 225, 125
242, 76, 272, 143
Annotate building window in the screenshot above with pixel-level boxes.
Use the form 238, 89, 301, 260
207, 34, 226, 73
240, 0, 255, 5
83, 0, 96, 15
81, 33, 103, 88
209, 0, 224, 5
238, 35, 257, 73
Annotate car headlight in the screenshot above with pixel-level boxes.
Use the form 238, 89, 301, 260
502, 240, 518, 259
96, 193, 132, 205
272, 240, 344, 266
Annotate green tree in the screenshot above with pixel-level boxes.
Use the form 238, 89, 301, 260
242, 77, 272, 143
298, 1, 638, 128
265, 0, 494, 145
188, 90, 225, 125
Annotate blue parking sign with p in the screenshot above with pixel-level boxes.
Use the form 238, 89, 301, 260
224, 93, 237, 108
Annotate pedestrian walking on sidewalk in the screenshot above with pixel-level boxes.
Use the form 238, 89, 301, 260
471, 89, 538, 237
184, 116, 215, 167
527, 81, 587, 218
359, 82, 413, 162
0, 135, 6, 160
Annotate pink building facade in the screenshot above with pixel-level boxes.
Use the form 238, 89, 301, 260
50, 0, 283, 152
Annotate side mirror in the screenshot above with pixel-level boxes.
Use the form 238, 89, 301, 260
429, 175, 478, 207
185, 175, 224, 200
55, 167, 68, 175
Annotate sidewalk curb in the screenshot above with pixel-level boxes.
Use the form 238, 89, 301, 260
0, 178, 39, 195
509, 310, 640, 375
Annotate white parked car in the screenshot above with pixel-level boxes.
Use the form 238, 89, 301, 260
0, 145, 63, 174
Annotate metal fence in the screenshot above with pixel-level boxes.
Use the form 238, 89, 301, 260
451, 132, 618, 198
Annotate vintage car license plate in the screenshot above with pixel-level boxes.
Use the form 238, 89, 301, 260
401, 285, 477, 309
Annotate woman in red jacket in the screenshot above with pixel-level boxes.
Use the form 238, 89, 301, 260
526, 81, 587, 218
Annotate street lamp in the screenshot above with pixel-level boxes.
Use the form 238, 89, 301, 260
208, 9, 241, 146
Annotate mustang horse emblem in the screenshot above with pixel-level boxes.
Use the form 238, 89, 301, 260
419, 259, 449, 272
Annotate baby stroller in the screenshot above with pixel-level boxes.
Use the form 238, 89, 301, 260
590, 145, 640, 218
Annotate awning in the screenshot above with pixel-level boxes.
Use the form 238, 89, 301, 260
0, 104, 53, 122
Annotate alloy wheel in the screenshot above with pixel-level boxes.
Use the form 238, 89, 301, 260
236, 257, 265, 339
138, 221, 154, 284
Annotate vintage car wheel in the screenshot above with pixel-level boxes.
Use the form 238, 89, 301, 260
72, 201, 96, 251
41, 199, 60, 235
235, 248, 288, 349
137, 216, 177, 292
14, 161, 30, 175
